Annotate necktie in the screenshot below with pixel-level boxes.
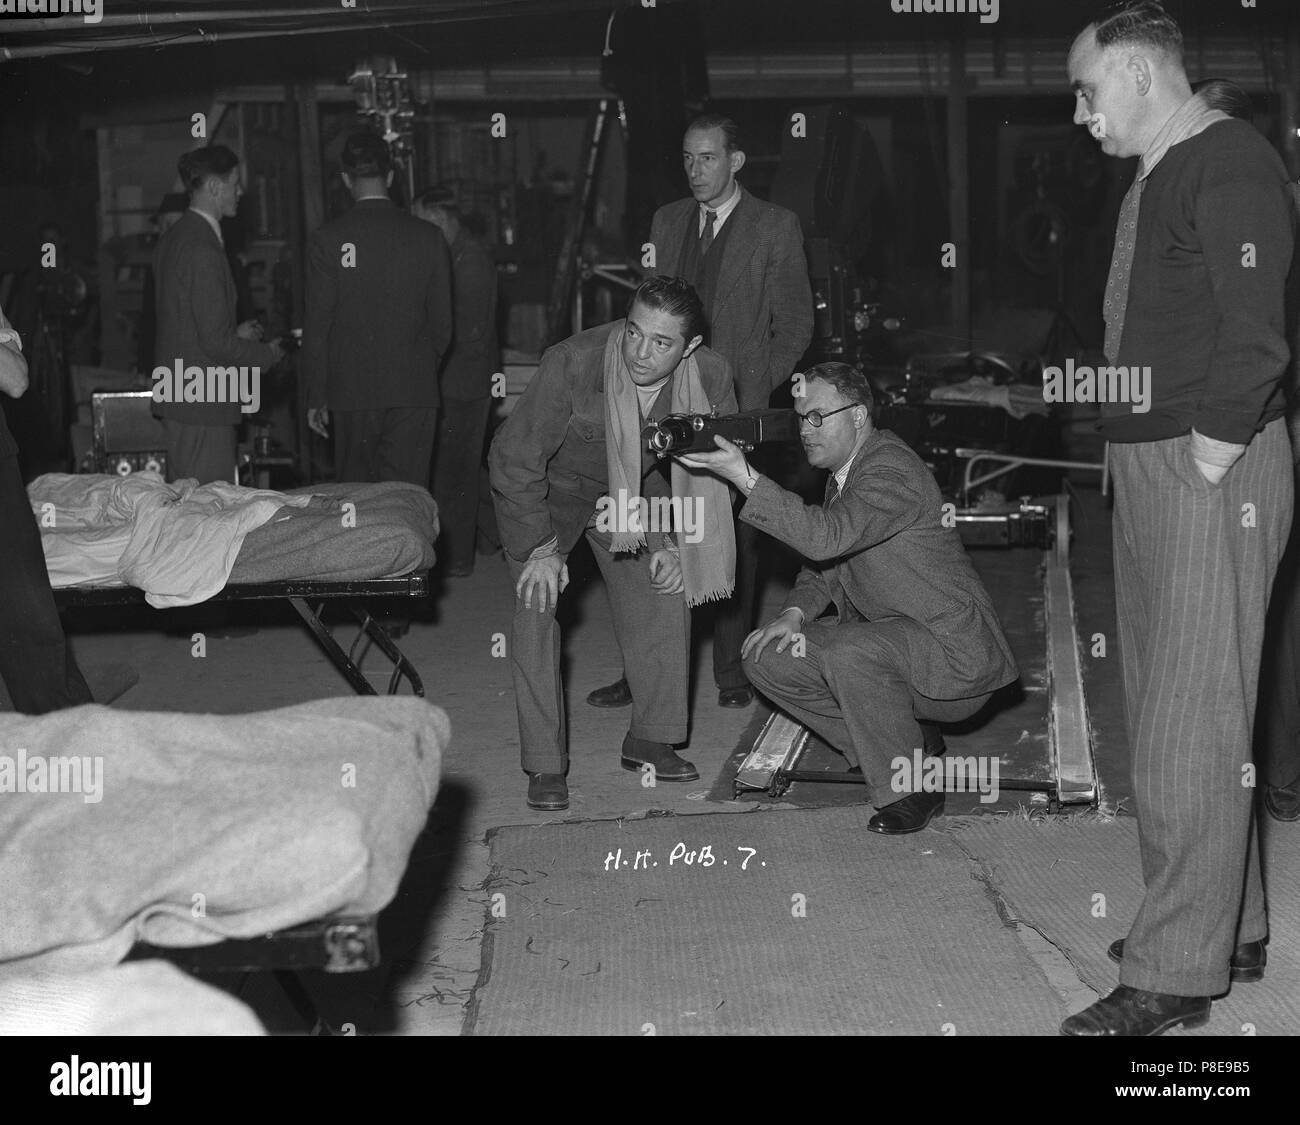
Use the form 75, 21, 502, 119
826, 476, 840, 507
1102, 177, 1145, 362
700, 209, 717, 254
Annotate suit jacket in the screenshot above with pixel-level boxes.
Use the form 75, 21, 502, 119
152, 211, 276, 426
489, 319, 737, 562
649, 185, 812, 411
304, 198, 453, 412
441, 228, 500, 401
741, 428, 1019, 700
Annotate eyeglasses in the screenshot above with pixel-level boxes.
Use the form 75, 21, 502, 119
799, 403, 857, 429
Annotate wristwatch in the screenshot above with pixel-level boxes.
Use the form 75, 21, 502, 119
741, 461, 758, 494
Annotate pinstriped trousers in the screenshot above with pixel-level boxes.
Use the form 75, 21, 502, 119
1111, 419, 1292, 996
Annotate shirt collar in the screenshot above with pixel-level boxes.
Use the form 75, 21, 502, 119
188, 207, 223, 246
700, 181, 742, 225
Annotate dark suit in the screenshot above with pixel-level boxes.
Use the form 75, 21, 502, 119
489, 320, 736, 773
650, 185, 813, 689
152, 210, 276, 483
304, 197, 452, 485
432, 228, 499, 572
0, 308, 92, 713
740, 427, 1018, 806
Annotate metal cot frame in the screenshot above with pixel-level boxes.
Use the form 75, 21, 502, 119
53, 573, 429, 697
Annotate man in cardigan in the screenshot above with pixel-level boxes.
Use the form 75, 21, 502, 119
588, 114, 813, 711
678, 362, 1017, 835
304, 133, 453, 487
153, 145, 284, 484
490, 277, 737, 811
1062, 1, 1296, 1036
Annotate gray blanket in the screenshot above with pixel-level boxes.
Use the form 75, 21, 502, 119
0, 696, 447, 976
231, 481, 438, 583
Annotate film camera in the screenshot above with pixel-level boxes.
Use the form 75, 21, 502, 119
643, 408, 802, 458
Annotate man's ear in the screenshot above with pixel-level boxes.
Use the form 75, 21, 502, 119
729, 149, 746, 177
682, 334, 704, 358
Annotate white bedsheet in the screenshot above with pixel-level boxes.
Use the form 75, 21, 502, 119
30, 471, 313, 608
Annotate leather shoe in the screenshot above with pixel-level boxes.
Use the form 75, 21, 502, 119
587, 676, 632, 708
526, 772, 569, 811
1264, 781, 1300, 822
1108, 937, 1265, 983
718, 685, 754, 708
867, 791, 944, 834
619, 734, 699, 782
1061, 985, 1210, 1036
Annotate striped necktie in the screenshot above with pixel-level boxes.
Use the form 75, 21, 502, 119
700, 208, 718, 254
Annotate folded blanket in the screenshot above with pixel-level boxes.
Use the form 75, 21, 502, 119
0, 696, 447, 976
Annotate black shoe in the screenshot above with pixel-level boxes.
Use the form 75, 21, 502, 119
1108, 937, 1266, 983
587, 676, 632, 708
526, 772, 569, 811
1060, 985, 1210, 1036
718, 685, 754, 708
867, 791, 944, 834
619, 734, 699, 782
1264, 781, 1300, 822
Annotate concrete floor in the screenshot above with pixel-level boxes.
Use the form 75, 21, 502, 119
55, 407, 1129, 1035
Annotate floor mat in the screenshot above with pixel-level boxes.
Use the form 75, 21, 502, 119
466, 805, 1065, 1035
954, 815, 1300, 1035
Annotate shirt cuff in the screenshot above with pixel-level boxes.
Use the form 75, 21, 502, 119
1190, 428, 1246, 469
527, 535, 560, 561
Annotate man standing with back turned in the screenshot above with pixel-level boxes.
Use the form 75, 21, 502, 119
1063, 1, 1295, 1036
588, 113, 812, 710
305, 133, 453, 487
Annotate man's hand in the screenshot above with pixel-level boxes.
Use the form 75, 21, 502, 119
675, 434, 750, 489
741, 608, 804, 663
237, 319, 264, 342
517, 553, 570, 613
648, 548, 683, 595
307, 406, 330, 438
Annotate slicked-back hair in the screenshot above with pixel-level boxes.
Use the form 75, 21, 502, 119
685, 113, 741, 155
1091, 1, 1183, 60
627, 276, 707, 346
341, 131, 393, 179
1192, 78, 1254, 123
804, 361, 875, 417
178, 145, 240, 197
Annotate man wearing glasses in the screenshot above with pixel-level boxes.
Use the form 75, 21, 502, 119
678, 362, 1017, 834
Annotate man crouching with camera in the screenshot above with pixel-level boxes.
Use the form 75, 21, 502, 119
489, 277, 737, 811
678, 361, 1018, 833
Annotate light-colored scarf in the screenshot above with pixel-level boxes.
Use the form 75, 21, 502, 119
602, 325, 736, 607
1102, 94, 1230, 361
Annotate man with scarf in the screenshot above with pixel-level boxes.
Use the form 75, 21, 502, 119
489, 277, 737, 811
1062, 1, 1296, 1036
